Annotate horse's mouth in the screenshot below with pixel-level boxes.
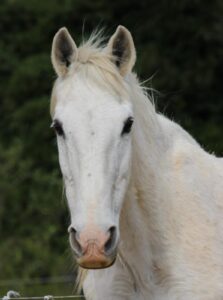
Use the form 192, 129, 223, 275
77, 253, 117, 269
74, 242, 117, 269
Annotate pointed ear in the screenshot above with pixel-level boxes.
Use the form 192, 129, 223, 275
51, 27, 77, 76
106, 25, 136, 76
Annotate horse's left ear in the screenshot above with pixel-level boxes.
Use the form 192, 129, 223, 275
106, 25, 136, 76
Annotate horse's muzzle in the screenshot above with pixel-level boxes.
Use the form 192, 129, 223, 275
77, 242, 117, 269
68, 225, 118, 269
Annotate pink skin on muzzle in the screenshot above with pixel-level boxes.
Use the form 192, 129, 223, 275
70, 225, 117, 269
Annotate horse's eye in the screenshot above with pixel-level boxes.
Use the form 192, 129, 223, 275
121, 117, 134, 135
51, 119, 64, 136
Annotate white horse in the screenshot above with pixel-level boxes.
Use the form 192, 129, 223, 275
50, 25, 223, 300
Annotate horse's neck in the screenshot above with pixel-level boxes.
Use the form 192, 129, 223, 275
128, 74, 166, 209
119, 76, 166, 276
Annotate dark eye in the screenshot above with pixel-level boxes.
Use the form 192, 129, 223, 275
51, 119, 64, 136
121, 117, 134, 135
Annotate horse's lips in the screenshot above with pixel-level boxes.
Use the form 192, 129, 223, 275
77, 254, 116, 269
75, 242, 117, 269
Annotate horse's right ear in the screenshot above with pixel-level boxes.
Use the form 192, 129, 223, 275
51, 27, 77, 77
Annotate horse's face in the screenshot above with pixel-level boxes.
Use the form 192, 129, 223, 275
53, 78, 133, 268
51, 26, 136, 269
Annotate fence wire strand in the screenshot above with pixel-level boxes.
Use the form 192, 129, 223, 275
0, 295, 84, 300
1, 291, 85, 300
1, 297, 84, 300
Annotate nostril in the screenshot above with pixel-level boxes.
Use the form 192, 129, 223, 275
69, 227, 76, 234
69, 227, 82, 256
104, 226, 117, 254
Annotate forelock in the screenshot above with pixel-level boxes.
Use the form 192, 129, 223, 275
50, 30, 129, 117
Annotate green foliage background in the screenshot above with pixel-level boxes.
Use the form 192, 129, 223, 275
0, 0, 223, 295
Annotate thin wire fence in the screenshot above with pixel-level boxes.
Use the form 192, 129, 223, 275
1, 296, 84, 300
1, 291, 85, 300
0, 276, 85, 300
